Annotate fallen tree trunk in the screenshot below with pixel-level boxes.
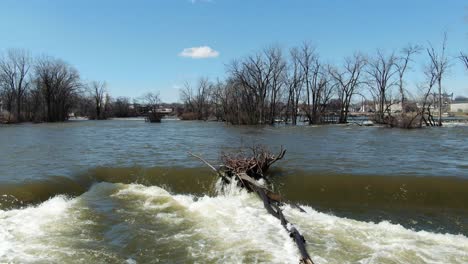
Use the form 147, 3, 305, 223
189, 146, 315, 264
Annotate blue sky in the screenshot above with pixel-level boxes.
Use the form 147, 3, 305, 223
0, 0, 467, 102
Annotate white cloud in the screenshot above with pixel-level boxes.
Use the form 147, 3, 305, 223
190, 0, 212, 4
178, 46, 219, 59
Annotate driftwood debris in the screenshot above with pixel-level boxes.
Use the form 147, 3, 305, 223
189, 146, 314, 264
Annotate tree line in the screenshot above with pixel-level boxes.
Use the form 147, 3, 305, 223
0, 50, 169, 123
180, 37, 468, 128
2, 37, 466, 127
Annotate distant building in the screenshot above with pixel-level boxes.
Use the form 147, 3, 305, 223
389, 101, 403, 113
155, 108, 173, 114
358, 103, 375, 113
432, 92, 453, 113
450, 98, 468, 113
129, 103, 173, 115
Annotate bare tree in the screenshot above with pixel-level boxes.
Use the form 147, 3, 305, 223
460, 52, 468, 70
112, 97, 132, 117
228, 48, 278, 124
90, 81, 106, 119
0, 80, 14, 122
418, 60, 439, 127
180, 82, 194, 112
366, 50, 398, 123
265, 47, 286, 124
144, 91, 161, 110
426, 33, 449, 126
141, 91, 162, 122
180, 78, 212, 120
329, 53, 366, 123
285, 47, 304, 125
395, 45, 422, 111
210, 79, 229, 121
34, 57, 81, 122
0, 49, 31, 122
297, 43, 333, 124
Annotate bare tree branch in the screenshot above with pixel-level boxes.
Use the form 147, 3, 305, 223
426, 33, 449, 126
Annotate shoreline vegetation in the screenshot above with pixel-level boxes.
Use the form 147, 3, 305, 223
1, 37, 467, 128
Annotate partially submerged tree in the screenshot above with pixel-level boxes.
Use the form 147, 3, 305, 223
180, 78, 212, 120
113, 97, 132, 117
34, 57, 81, 122
143, 91, 163, 122
418, 60, 439, 127
144, 91, 161, 111
226, 47, 285, 124
210, 79, 229, 121
0, 79, 15, 122
0, 49, 31, 122
265, 47, 286, 125
366, 50, 398, 123
329, 53, 366, 123
395, 45, 422, 111
90, 81, 107, 120
168, 39, 461, 129
285, 47, 304, 125
426, 34, 449, 126
298, 43, 333, 124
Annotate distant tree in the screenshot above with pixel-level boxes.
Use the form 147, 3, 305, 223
366, 50, 398, 123
74, 94, 94, 119
104, 93, 112, 118
395, 45, 422, 109
0, 78, 14, 122
227, 48, 278, 124
143, 91, 163, 122
418, 58, 439, 127
265, 46, 286, 124
180, 78, 212, 120
210, 79, 229, 121
297, 43, 333, 124
460, 52, 468, 70
113, 97, 132, 117
285, 47, 304, 125
144, 92, 161, 111
329, 53, 366, 123
0, 49, 31, 122
89, 81, 106, 119
426, 33, 449, 126
34, 57, 82, 122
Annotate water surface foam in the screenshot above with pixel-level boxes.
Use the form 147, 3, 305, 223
1, 183, 467, 263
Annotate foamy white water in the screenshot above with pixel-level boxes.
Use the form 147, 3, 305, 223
284, 205, 468, 263
1, 182, 467, 263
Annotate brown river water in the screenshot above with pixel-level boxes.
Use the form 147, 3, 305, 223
0, 119, 467, 263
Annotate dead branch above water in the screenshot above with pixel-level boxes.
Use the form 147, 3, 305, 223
220, 145, 286, 179
189, 146, 314, 264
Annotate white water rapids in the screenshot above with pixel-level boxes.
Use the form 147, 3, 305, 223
1, 182, 467, 263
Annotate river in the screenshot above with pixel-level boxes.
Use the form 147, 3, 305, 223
1, 119, 467, 263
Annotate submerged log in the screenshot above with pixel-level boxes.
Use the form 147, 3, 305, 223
189, 146, 315, 264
